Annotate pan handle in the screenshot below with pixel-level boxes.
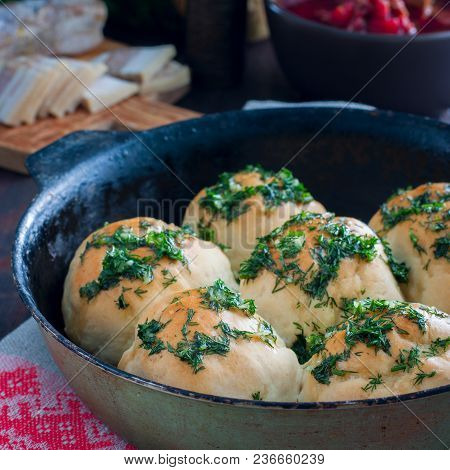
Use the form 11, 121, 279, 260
26, 130, 130, 189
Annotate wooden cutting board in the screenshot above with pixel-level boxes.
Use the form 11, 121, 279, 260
0, 40, 200, 174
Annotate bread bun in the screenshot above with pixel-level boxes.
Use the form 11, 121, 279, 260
118, 280, 302, 401
183, 165, 326, 273
370, 183, 449, 313
62, 217, 237, 365
240, 212, 404, 347
299, 299, 450, 401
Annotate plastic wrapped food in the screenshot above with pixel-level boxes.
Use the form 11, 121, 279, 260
0, 0, 107, 60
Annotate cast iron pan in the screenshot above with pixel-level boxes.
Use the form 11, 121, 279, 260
12, 103, 450, 449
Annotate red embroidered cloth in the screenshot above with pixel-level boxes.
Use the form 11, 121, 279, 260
0, 320, 134, 449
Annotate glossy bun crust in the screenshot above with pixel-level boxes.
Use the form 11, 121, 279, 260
183, 167, 326, 273
119, 283, 302, 401
299, 300, 450, 401
370, 183, 450, 314
240, 212, 404, 346
62, 218, 237, 365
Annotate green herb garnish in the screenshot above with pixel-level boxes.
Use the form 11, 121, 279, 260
380, 188, 447, 230
362, 374, 383, 392
161, 269, 177, 288
80, 246, 154, 301
432, 234, 449, 261
424, 337, 450, 357
138, 319, 170, 355
115, 292, 129, 310
252, 391, 262, 400
391, 346, 422, 373
181, 308, 197, 338
311, 350, 352, 385
409, 229, 427, 255
413, 370, 436, 385
303, 222, 378, 300
198, 166, 312, 223
381, 238, 409, 283
215, 319, 277, 347
79, 224, 192, 303
240, 213, 379, 303
169, 332, 230, 373
200, 279, 256, 316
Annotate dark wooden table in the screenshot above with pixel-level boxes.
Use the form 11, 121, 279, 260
0, 40, 299, 340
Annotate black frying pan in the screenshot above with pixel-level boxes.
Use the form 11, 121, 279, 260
12, 104, 450, 449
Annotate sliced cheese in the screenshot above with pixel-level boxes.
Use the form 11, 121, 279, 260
81, 75, 138, 113
38, 59, 76, 118
18, 57, 62, 124
0, 64, 29, 126
93, 45, 176, 83
140, 60, 190, 95
48, 61, 107, 118
0, 59, 46, 127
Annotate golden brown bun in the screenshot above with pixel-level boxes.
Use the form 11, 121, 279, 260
183, 168, 326, 273
299, 300, 450, 401
62, 217, 237, 365
118, 283, 302, 401
240, 213, 404, 346
369, 183, 449, 313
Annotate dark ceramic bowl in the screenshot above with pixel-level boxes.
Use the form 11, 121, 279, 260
266, 0, 450, 116
13, 104, 450, 449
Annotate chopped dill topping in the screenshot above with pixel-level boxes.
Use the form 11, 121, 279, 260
291, 329, 327, 364
80, 246, 154, 301
391, 346, 422, 373
409, 229, 427, 255
424, 337, 450, 357
275, 231, 306, 260
181, 308, 197, 338
138, 319, 170, 355
362, 374, 383, 392
252, 391, 262, 400
343, 298, 427, 333
381, 238, 409, 283
161, 269, 177, 288
432, 234, 449, 261
240, 213, 378, 302
308, 299, 436, 387
198, 166, 313, 223
79, 224, 191, 302
303, 222, 378, 300
200, 279, 256, 316
343, 313, 394, 353
134, 286, 148, 297
311, 350, 352, 385
215, 319, 277, 347
413, 370, 436, 385
115, 292, 129, 310
380, 188, 447, 230
168, 332, 230, 373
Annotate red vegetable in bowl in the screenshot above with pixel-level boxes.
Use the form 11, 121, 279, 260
282, 0, 450, 34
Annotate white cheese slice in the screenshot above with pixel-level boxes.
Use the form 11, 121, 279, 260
81, 75, 138, 113
0, 64, 30, 126
49, 61, 107, 117
140, 60, 190, 95
0, 59, 47, 126
93, 45, 176, 83
38, 59, 76, 118
18, 57, 62, 124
